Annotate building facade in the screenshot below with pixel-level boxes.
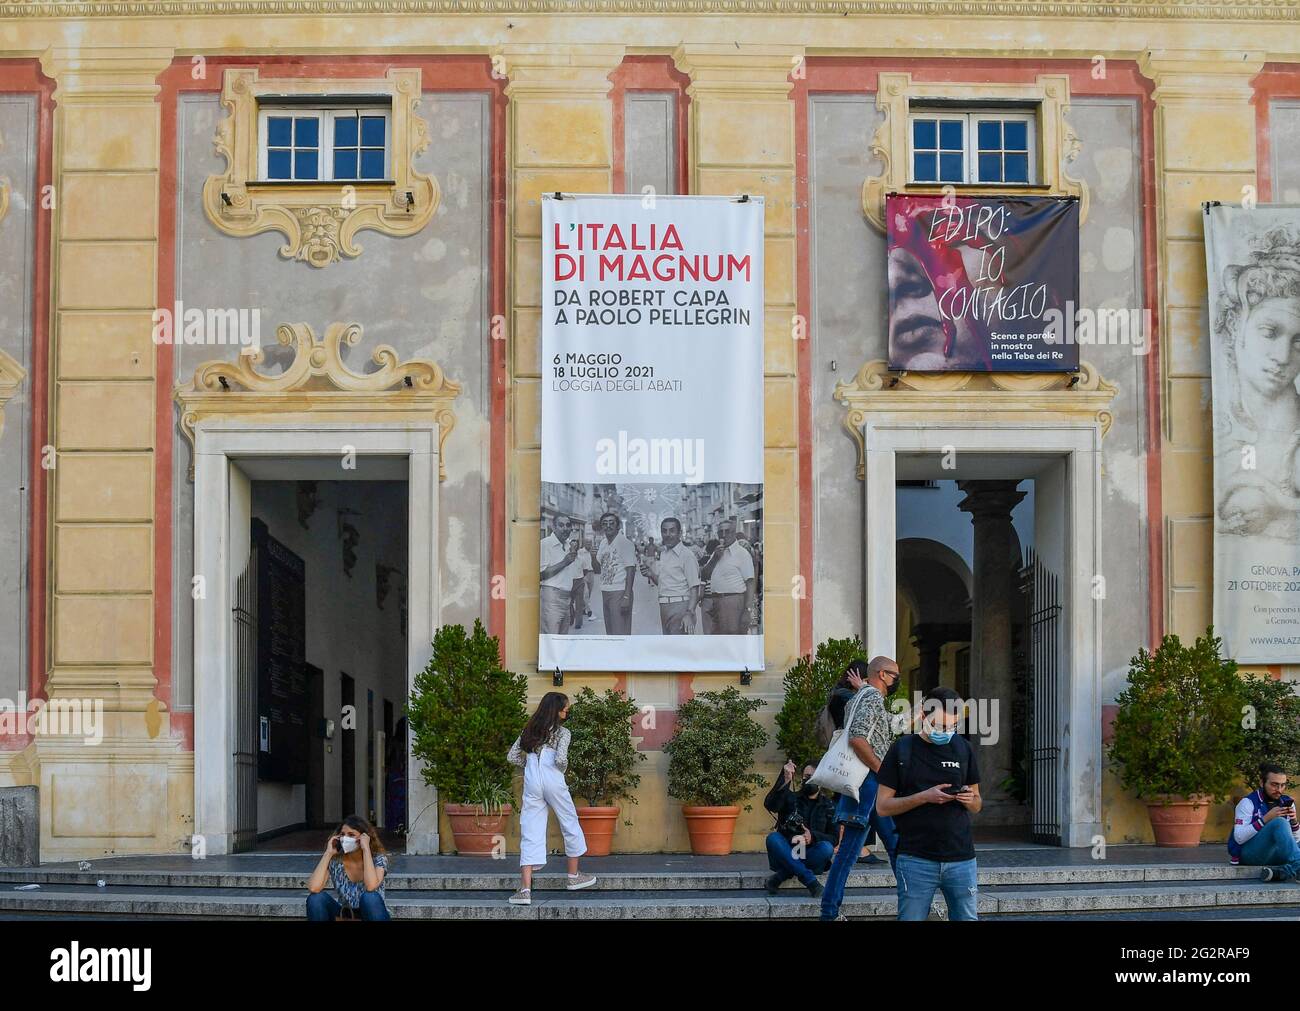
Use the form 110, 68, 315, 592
1, 2, 1299, 859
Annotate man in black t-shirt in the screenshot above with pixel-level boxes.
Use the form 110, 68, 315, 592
876, 686, 982, 921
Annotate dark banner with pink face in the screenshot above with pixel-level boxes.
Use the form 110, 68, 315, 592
886, 194, 1080, 372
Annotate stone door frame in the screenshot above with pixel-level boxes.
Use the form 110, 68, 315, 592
191, 420, 442, 855
861, 420, 1103, 847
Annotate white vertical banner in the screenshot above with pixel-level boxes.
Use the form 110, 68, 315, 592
538, 194, 765, 672
1205, 204, 1300, 664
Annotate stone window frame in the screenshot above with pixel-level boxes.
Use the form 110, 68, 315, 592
257, 102, 393, 182
863, 72, 1088, 232
907, 106, 1038, 185
202, 67, 439, 268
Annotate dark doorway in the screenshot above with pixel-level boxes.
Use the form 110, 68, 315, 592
306, 663, 324, 827
341, 672, 355, 819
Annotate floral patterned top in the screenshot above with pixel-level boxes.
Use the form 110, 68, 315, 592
507, 726, 571, 773
328, 852, 389, 910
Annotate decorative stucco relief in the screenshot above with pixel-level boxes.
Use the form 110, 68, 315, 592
834, 358, 1118, 479
174, 321, 461, 479
3, 1, 1298, 19
862, 72, 1089, 233
202, 67, 439, 267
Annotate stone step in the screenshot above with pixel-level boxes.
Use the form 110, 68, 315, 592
0, 861, 1262, 892
0, 878, 1296, 920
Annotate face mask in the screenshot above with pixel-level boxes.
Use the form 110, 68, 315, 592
884, 678, 900, 697
800, 782, 818, 797
924, 720, 954, 746
339, 835, 359, 854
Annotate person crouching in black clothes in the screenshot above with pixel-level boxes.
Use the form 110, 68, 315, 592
763, 759, 836, 896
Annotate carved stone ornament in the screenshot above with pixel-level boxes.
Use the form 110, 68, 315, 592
834, 359, 1118, 480
862, 73, 1088, 233
4, 1, 1298, 19
202, 67, 439, 267
174, 321, 461, 480
0, 347, 26, 441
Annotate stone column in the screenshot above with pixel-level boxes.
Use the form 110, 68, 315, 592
957, 480, 1025, 819
1138, 51, 1265, 643
32, 46, 186, 860
911, 621, 970, 693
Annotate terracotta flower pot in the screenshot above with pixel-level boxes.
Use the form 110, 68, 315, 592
1145, 794, 1212, 847
682, 805, 741, 855
445, 802, 513, 855
576, 806, 619, 857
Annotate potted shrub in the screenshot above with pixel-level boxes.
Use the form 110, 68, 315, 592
666, 686, 768, 854
408, 620, 527, 854
565, 686, 646, 856
775, 636, 868, 768
1236, 674, 1300, 792
1109, 628, 1246, 846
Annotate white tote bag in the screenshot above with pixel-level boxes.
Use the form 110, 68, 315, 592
807, 688, 871, 801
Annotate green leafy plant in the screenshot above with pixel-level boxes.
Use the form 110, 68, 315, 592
1237, 674, 1300, 786
1108, 627, 1246, 804
407, 620, 527, 806
464, 770, 513, 817
666, 686, 768, 809
565, 686, 646, 807
774, 636, 868, 768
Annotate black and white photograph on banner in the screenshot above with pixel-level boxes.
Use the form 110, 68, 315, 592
539, 480, 764, 639
1204, 205, 1300, 664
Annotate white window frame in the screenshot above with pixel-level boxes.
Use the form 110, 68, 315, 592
257, 104, 392, 183
907, 108, 1038, 186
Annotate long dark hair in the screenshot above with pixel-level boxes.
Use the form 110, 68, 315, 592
831, 658, 870, 697
520, 691, 569, 754
336, 813, 385, 858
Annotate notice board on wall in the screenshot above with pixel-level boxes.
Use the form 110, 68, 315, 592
253, 518, 309, 784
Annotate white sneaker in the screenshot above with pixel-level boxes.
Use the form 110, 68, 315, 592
566, 872, 597, 891
508, 888, 531, 905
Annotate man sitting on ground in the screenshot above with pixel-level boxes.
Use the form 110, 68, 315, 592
1230, 762, 1300, 883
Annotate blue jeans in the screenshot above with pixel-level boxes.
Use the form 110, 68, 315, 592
306, 890, 391, 921
1240, 818, 1300, 878
895, 854, 979, 921
818, 773, 898, 920
765, 832, 833, 887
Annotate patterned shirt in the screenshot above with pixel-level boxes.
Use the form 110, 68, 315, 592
328, 852, 389, 910
507, 725, 571, 774
846, 685, 893, 762
596, 533, 638, 591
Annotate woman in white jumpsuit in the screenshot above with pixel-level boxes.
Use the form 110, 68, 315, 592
507, 691, 597, 905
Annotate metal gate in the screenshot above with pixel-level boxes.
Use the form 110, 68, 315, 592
231, 547, 258, 853
1021, 548, 1062, 846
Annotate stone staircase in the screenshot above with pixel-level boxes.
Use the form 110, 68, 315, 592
0, 846, 1296, 920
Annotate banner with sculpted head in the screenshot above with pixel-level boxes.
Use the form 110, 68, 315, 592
1205, 204, 1300, 664
539, 194, 765, 673
887, 193, 1080, 372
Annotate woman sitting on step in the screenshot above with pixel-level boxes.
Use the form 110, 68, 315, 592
306, 815, 391, 921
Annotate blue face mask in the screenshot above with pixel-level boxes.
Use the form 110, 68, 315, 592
926, 723, 954, 746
